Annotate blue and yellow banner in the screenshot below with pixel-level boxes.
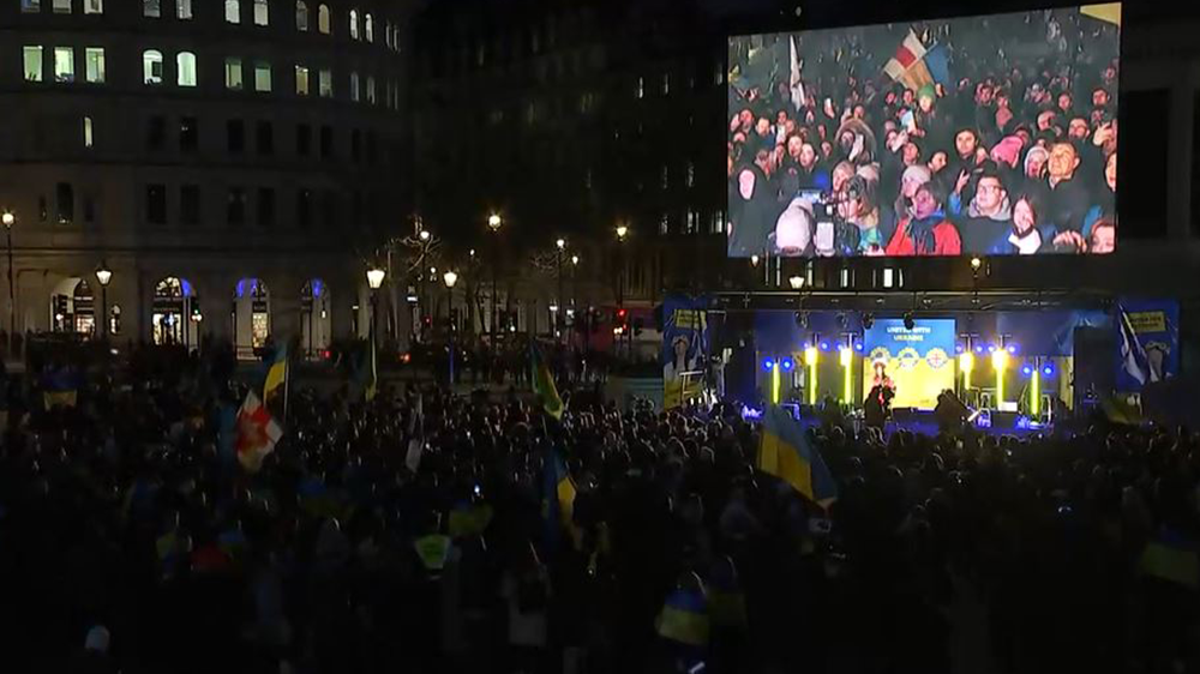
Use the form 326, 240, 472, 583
662, 295, 710, 409
862, 318, 956, 409
758, 405, 837, 507
1115, 299, 1178, 392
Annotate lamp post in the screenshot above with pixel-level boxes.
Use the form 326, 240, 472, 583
555, 238, 565, 344
615, 225, 628, 357
367, 264, 386, 348
2, 211, 14, 357
487, 214, 502, 347
95, 261, 112, 341
443, 270, 458, 387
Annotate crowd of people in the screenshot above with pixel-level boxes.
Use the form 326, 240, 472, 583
2, 344, 1199, 674
728, 8, 1120, 258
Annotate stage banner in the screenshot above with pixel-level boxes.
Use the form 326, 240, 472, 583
662, 295, 711, 410
863, 318, 957, 410
1115, 298, 1179, 391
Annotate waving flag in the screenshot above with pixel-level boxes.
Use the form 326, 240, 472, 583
530, 342, 564, 419
263, 343, 289, 401
1118, 307, 1152, 387
1081, 3, 1122, 27
235, 390, 282, 473
758, 406, 837, 507
540, 446, 578, 554
884, 30, 935, 92
788, 35, 806, 112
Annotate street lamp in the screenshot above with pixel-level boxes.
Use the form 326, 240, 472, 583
2, 211, 13, 358
487, 214, 503, 346
95, 261, 112, 341
443, 270, 458, 386
615, 224, 628, 241
418, 229, 431, 242
367, 264, 385, 347
555, 239, 565, 344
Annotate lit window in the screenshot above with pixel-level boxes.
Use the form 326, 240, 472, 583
254, 62, 272, 92
253, 0, 268, 25
349, 72, 359, 101
143, 49, 163, 84
660, 165, 668, 190
295, 65, 309, 95
177, 0, 191, 19
365, 76, 375, 104
318, 68, 332, 97
54, 47, 75, 83
295, 0, 308, 30
662, 73, 670, 95
636, 76, 644, 99
685, 209, 698, 235
349, 9, 359, 40
882, 268, 895, 289
143, 0, 159, 17
84, 47, 105, 83
53, 0, 70, 13
177, 52, 197, 87
224, 0, 239, 23
83, 116, 94, 148
317, 3, 329, 33
224, 57, 243, 90
23, 46, 43, 82
686, 161, 695, 187
21, 0, 39, 13
659, 213, 669, 235
364, 13, 373, 42
384, 21, 391, 48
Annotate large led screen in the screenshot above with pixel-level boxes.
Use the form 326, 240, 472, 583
727, 4, 1121, 258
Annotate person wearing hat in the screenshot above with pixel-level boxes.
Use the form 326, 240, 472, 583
885, 180, 962, 256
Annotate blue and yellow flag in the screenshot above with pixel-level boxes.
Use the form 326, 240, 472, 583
541, 447, 577, 553
263, 343, 288, 401
758, 406, 838, 507
656, 586, 710, 647
1139, 529, 1199, 589
530, 342, 563, 419
42, 366, 80, 410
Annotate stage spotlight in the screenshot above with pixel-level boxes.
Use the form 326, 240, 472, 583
975, 345, 985, 354
1022, 365, 1033, 376
820, 341, 830, 351
903, 312, 915, 330
781, 357, 795, 372
854, 341, 864, 352
988, 344, 998, 353
1007, 344, 1018, 355
955, 344, 964, 354
762, 358, 775, 372
1042, 365, 1054, 377
862, 313, 874, 329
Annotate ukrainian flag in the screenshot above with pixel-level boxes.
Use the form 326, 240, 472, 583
656, 587, 710, 647
1139, 530, 1199, 589
758, 406, 838, 507
530, 341, 564, 419
42, 367, 79, 410
263, 343, 288, 401
541, 447, 577, 552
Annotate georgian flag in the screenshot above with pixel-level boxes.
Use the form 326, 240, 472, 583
884, 30, 935, 91
235, 390, 283, 473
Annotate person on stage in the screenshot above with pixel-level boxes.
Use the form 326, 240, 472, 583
864, 359, 896, 428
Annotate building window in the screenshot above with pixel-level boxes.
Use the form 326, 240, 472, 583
253, 0, 268, 24
686, 161, 695, 188
56, 183, 74, 224
709, 210, 725, 235
256, 121, 273, 155
295, 0, 307, 30
180, 185, 200, 225
225, 57, 243, 90
295, 65, 309, 95
659, 212, 669, 235
390, 25, 399, 50
23, 46, 43, 82
227, 188, 246, 225
146, 115, 165, 150
366, 76, 375, 104
317, 3, 329, 33
143, 0, 159, 17
297, 189, 312, 229
254, 62, 272, 92
85, 47, 105, 83
53, 0, 70, 13
176, 52, 197, 87
179, 116, 198, 152
224, 0, 239, 23
85, 0, 102, 12
319, 125, 332, 158
54, 47, 75, 83
22, 0, 40, 13
349, 72, 359, 102
38, 196, 48, 222
364, 13, 373, 42
83, 116, 94, 148
143, 49, 164, 85
146, 184, 166, 224
318, 68, 332, 97
660, 165, 669, 190
177, 0, 192, 19
349, 9, 359, 39
636, 76, 644, 99
257, 188, 275, 227
227, 118, 245, 153
714, 62, 724, 86
296, 123, 311, 156
662, 72, 670, 95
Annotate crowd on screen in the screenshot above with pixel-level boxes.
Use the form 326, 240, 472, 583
727, 9, 1120, 258
3, 345, 1200, 674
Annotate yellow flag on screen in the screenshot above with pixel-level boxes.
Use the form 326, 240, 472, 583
1081, 3, 1121, 26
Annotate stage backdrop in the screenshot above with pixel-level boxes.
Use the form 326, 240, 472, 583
863, 318, 957, 409
662, 295, 711, 409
